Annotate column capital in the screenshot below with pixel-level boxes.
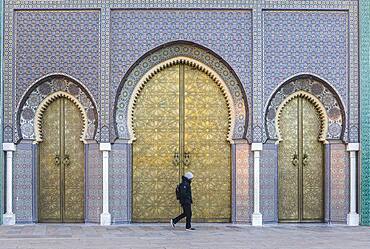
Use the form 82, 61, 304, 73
251, 143, 263, 151
99, 143, 111, 151
2, 143, 16, 152
347, 143, 360, 152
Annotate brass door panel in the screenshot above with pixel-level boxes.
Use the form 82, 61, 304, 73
184, 65, 231, 222
302, 98, 324, 221
278, 97, 324, 222
132, 65, 181, 222
39, 98, 62, 222
278, 98, 299, 221
132, 64, 231, 222
63, 98, 85, 222
39, 98, 84, 223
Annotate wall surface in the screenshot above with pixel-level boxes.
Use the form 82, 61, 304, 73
1, 0, 358, 224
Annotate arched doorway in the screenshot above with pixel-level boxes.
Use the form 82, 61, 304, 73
38, 96, 85, 223
132, 63, 231, 222
277, 93, 326, 222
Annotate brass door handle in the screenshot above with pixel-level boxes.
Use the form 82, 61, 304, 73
303, 153, 308, 167
292, 154, 298, 167
55, 155, 61, 166
184, 152, 191, 166
173, 152, 180, 166
63, 155, 70, 167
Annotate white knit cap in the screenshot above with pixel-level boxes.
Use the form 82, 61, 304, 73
184, 172, 194, 180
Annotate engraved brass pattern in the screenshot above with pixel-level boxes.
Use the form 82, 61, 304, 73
133, 64, 231, 222
302, 98, 324, 220
184, 65, 231, 222
278, 97, 299, 220
39, 98, 84, 223
133, 65, 180, 222
278, 97, 324, 222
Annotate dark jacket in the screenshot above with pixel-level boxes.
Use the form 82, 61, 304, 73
179, 176, 193, 206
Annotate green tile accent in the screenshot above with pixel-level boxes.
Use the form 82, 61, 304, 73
361, 0, 370, 226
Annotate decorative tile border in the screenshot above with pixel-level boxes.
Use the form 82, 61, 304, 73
16, 75, 98, 143
265, 76, 346, 142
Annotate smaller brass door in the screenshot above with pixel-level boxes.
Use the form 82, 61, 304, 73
39, 98, 84, 223
278, 97, 324, 222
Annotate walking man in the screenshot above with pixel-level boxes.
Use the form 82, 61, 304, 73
171, 172, 195, 231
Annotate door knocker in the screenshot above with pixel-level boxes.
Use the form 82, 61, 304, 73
303, 153, 309, 167
184, 152, 191, 166
54, 155, 61, 166
63, 155, 70, 167
292, 154, 299, 167
173, 151, 180, 167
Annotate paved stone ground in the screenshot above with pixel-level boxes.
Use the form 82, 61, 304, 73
0, 223, 369, 249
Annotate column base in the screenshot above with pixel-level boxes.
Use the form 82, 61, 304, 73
252, 213, 263, 227
100, 212, 111, 226
3, 213, 16, 225
347, 212, 359, 226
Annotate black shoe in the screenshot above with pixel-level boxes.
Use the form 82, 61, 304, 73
170, 219, 175, 228
186, 228, 196, 231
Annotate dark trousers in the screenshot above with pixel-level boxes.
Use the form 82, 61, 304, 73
173, 204, 192, 229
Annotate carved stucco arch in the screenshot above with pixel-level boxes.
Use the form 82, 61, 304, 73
34, 91, 88, 144
127, 57, 235, 143
114, 42, 248, 142
265, 75, 345, 142
17, 74, 98, 143
276, 91, 329, 144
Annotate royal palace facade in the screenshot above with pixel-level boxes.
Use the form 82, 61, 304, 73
1, 0, 369, 226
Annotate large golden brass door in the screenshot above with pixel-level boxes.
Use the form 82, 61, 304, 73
278, 97, 324, 222
133, 64, 231, 222
39, 98, 84, 223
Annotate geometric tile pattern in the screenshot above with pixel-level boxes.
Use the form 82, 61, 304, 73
360, 0, 370, 225
329, 143, 350, 223
13, 142, 34, 223
260, 143, 278, 222
263, 11, 349, 104
235, 143, 252, 223
109, 143, 129, 223
85, 143, 103, 223
14, 10, 101, 109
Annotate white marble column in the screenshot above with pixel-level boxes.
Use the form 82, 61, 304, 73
346, 143, 360, 226
2, 143, 16, 225
100, 143, 111, 226
251, 143, 263, 226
